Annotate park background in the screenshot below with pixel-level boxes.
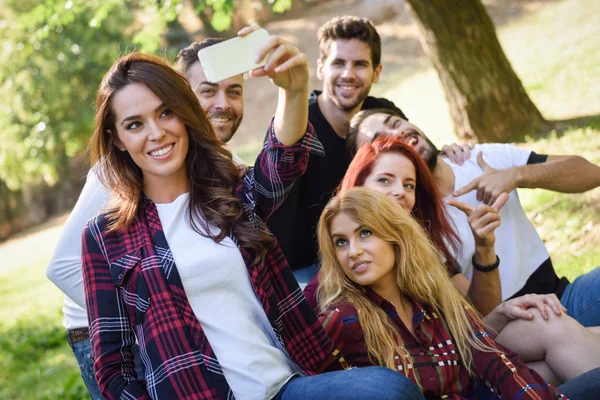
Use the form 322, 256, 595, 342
0, 0, 599, 398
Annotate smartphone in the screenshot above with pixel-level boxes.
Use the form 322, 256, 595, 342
198, 28, 270, 83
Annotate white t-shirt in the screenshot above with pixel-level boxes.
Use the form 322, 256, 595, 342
46, 150, 244, 330
446, 144, 550, 300
156, 193, 298, 400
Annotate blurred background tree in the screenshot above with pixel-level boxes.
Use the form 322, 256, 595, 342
405, 0, 549, 143
0, 0, 302, 239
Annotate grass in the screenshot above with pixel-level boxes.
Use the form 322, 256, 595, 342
0, 0, 599, 398
0, 217, 89, 398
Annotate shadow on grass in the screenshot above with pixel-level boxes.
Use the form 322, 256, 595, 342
0, 318, 88, 400
515, 113, 600, 143
551, 114, 600, 135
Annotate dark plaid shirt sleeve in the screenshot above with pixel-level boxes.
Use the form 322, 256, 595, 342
246, 119, 324, 220
82, 217, 151, 400
468, 311, 566, 399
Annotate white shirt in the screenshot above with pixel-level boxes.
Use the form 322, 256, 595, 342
46, 167, 109, 329
46, 149, 244, 330
156, 193, 298, 400
446, 144, 550, 300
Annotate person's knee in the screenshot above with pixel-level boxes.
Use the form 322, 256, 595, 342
534, 309, 584, 346
358, 367, 423, 400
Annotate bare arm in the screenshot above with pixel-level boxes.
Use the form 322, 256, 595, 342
516, 154, 600, 192
454, 152, 600, 205
452, 253, 501, 316
446, 194, 508, 316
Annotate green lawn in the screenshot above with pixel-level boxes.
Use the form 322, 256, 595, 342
1, 0, 599, 398
0, 219, 88, 399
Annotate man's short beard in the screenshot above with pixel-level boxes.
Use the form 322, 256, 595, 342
209, 113, 243, 144
422, 137, 439, 171
329, 84, 372, 112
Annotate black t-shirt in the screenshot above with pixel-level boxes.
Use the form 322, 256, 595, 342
267, 91, 406, 269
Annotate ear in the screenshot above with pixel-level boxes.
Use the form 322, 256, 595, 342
316, 58, 324, 81
372, 64, 383, 84
109, 130, 126, 152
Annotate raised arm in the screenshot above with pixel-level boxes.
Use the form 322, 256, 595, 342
46, 167, 109, 308
235, 27, 323, 219
82, 219, 150, 399
446, 193, 508, 316
240, 26, 309, 146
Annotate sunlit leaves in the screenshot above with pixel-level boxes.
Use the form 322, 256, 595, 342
270, 0, 292, 14
0, 0, 137, 188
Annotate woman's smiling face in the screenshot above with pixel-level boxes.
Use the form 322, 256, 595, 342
111, 82, 189, 190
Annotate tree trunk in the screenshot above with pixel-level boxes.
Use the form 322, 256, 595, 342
404, 0, 549, 142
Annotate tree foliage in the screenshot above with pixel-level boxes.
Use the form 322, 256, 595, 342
0, 0, 179, 190
0, 0, 295, 191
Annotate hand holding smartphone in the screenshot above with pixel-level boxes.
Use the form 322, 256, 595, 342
198, 28, 270, 83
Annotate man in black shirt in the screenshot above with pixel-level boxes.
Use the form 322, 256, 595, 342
267, 16, 407, 286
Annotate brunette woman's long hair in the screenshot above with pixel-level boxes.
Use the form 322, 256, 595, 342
317, 188, 495, 378
340, 137, 461, 273
89, 52, 272, 263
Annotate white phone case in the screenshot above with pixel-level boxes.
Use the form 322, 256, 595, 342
198, 29, 270, 83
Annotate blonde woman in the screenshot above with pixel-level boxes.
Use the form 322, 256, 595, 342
316, 187, 566, 399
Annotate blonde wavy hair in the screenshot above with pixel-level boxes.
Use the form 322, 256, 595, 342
317, 187, 494, 376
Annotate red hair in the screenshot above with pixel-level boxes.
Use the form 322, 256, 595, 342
340, 137, 461, 273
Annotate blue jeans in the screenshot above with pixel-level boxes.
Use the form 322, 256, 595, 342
274, 367, 424, 400
68, 333, 144, 400
68, 336, 103, 400
560, 266, 600, 327
292, 262, 319, 290
557, 367, 600, 400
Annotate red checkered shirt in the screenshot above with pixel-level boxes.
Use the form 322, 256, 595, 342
319, 287, 566, 399
82, 123, 341, 399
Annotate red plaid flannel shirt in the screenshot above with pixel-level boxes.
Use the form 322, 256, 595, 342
319, 287, 566, 400
82, 123, 341, 399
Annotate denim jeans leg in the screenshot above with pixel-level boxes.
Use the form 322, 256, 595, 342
292, 262, 320, 290
274, 366, 424, 400
68, 335, 104, 400
557, 367, 600, 400
68, 333, 145, 400
560, 266, 600, 327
